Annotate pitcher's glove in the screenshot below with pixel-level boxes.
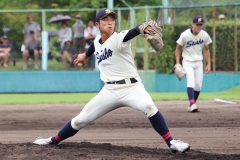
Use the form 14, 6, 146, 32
174, 64, 186, 81
139, 20, 163, 52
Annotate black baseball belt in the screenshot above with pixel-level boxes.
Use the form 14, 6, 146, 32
106, 78, 138, 84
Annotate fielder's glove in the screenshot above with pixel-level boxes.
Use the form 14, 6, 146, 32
174, 64, 186, 81
139, 20, 163, 52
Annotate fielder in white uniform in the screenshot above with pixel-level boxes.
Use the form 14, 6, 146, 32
33, 8, 190, 154
175, 15, 212, 112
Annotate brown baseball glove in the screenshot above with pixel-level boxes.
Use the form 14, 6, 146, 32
139, 20, 163, 52
174, 64, 186, 81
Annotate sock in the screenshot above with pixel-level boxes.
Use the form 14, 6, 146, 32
51, 120, 79, 144
149, 111, 173, 147
194, 90, 200, 102
187, 87, 195, 106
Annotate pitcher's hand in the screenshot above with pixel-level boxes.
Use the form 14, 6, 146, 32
74, 53, 88, 67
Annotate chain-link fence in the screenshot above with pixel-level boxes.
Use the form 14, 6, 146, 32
0, 2, 240, 71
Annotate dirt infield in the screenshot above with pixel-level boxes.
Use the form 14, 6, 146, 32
0, 101, 239, 160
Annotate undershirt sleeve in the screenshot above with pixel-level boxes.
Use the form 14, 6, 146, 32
85, 43, 95, 57
122, 24, 141, 42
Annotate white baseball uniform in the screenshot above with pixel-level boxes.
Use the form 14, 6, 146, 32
32, 12, 190, 152
71, 30, 158, 130
176, 29, 212, 91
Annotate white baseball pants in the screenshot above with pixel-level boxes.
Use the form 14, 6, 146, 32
71, 82, 158, 130
182, 59, 203, 91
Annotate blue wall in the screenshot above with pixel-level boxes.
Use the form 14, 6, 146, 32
0, 71, 103, 93
155, 72, 240, 92
0, 71, 239, 93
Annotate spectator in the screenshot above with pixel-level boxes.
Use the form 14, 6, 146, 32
72, 14, 86, 54
0, 34, 3, 45
58, 21, 72, 49
23, 15, 41, 44
22, 30, 42, 70
84, 20, 98, 70
0, 35, 11, 67
59, 38, 77, 70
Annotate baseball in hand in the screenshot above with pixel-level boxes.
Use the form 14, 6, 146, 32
77, 62, 83, 67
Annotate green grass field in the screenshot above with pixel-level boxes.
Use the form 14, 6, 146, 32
0, 86, 239, 105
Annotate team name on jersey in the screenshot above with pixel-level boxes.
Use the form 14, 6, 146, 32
96, 48, 113, 64
186, 39, 204, 48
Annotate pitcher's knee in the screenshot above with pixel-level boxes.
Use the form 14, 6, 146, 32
145, 104, 158, 118
195, 82, 202, 91
71, 115, 90, 130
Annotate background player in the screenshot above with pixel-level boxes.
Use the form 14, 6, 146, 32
33, 8, 190, 154
175, 15, 212, 112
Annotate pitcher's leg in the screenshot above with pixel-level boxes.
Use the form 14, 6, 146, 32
122, 84, 190, 153
194, 61, 203, 102
51, 120, 78, 144
183, 60, 198, 112
149, 111, 173, 147
51, 86, 119, 144
122, 84, 173, 147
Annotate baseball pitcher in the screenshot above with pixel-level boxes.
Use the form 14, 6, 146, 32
33, 8, 190, 154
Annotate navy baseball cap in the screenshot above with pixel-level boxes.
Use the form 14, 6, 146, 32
193, 15, 204, 24
95, 9, 117, 22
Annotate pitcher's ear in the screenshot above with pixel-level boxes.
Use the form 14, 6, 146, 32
95, 21, 100, 27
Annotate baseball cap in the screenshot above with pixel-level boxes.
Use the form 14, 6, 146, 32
193, 15, 204, 24
95, 9, 117, 22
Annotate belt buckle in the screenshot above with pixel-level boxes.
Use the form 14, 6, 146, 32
125, 78, 131, 84
107, 81, 114, 84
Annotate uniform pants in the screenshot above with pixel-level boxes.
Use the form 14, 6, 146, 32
182, 59, 203, 91
71, 82, 158, 130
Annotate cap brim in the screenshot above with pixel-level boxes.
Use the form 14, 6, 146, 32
99, 12, 117, 20
195, 22, 204, 25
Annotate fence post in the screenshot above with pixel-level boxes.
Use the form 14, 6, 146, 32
107, 0, 114, 9
41, 31, 48, 71
117, 9, 121, 31
234, 6, 238, 71
212, 1, 216, 71
162, 0, 169, 24
41, 10, 46, 31
143, 6, 150, 71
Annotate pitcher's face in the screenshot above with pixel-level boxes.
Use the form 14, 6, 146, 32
96, 15, 115, 35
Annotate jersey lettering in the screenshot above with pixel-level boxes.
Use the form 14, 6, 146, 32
97, 48, 113, 64
186, 39, 204, 48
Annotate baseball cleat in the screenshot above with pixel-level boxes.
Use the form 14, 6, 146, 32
33, 137, 52, 145
169, 140, 190, 153
188, 104, 199, 113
